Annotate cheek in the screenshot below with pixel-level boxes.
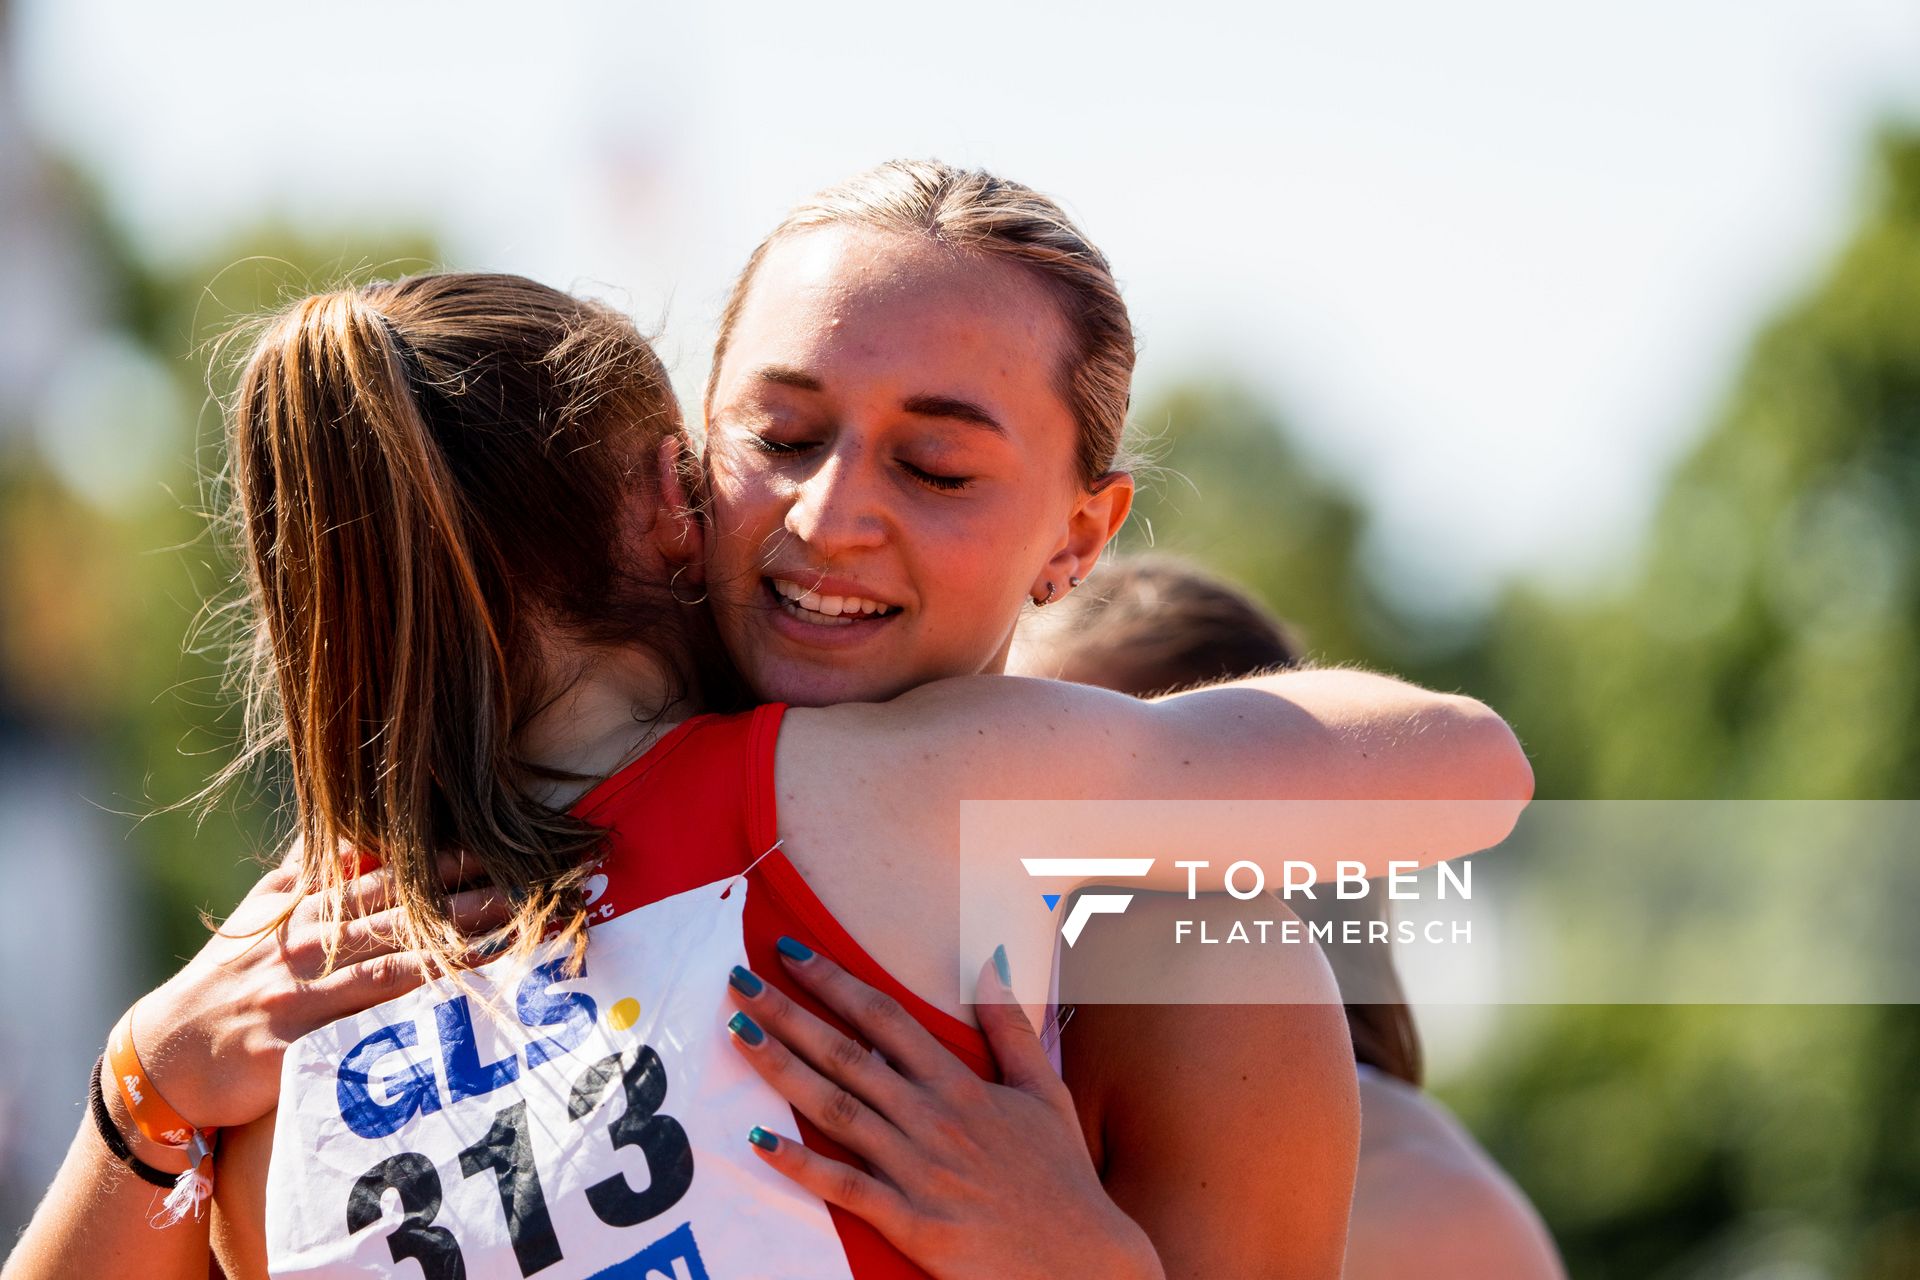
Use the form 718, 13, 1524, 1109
909, 503, 1048, 617
704, 457, 781, 559
699, 476, 778, 626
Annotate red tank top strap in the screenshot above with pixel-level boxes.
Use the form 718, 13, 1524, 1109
739, 703, 992, 1071
578, 702, 996, 1279
572, 712, 767, 913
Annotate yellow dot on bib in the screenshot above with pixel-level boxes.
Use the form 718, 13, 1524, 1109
607, 997, 641, 1032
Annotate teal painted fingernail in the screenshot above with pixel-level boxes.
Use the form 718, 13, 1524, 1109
748, 1125, 780, 1152
776, 936, 814, 963
729, 965, 764, 997
992, 944, 1012, 987
728, 1011, 765, 1046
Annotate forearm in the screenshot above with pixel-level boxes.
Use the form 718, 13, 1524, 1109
5, 1104, 211, 1280
1165, 667, 1534, 802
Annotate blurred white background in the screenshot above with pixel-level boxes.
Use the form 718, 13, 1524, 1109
15, 0, 1920, 608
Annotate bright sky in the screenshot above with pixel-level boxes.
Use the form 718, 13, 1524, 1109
15, 0, 1920, 609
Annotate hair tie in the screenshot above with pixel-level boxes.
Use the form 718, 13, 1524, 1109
105, 1005, 217, 1224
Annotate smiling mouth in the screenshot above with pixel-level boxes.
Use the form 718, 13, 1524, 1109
765, 578, 903, 628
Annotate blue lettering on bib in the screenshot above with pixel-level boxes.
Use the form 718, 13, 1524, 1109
337, 1022, 442, 1140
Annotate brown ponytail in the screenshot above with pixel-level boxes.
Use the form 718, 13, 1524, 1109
221, 273, 695, 977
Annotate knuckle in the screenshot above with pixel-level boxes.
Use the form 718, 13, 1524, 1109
936, 1072, 986, 1110
926, 1109, 972, 1151
363, 953, 405, 988
826, 1033, 870, 1074
832, 1163, 867, 1210
859, 989, 905, 1028
258, 983, 302, 1020
821, 1086, 864, 1132
920, 1164, 977, 1208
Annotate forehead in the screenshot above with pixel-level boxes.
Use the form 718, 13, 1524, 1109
716, 226, 1071, 412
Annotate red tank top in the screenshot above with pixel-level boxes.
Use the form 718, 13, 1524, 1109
570, 703, 992, 1279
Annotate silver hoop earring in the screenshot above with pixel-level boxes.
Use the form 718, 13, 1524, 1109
669, 564, 708, 607
1033, 581, 1057, 607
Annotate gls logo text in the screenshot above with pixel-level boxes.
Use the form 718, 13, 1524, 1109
1022, 858, 1156, 945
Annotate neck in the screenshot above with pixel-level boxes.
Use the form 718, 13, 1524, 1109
517, 638, 693, 802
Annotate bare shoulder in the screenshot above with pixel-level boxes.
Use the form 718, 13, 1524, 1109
1349, 1077, 1565, 1280
1062, 893, 1358, 1277
768, 687, 1104, 1020
783, 675, 1156, 800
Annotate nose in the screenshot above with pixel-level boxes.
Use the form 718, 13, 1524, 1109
784, 445, 887, 556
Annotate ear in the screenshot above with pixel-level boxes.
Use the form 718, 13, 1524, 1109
1030, 471, 1134, 604
650, 435, 705, 577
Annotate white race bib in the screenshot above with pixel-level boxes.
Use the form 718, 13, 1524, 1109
266, 878, 857, 1279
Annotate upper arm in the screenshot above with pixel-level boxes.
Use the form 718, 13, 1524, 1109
209, 1108, 276, 1280
835, 667, 1531, 801
817, 671, 1532, 890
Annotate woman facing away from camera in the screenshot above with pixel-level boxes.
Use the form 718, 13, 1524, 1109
1012, 555, 1567, 1279
6, 176, 1531, 1280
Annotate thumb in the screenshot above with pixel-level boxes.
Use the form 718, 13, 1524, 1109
972, 945, 1057, 1093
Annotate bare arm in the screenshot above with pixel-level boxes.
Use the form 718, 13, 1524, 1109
837, 666, 1533, 893
4, 1097, 212, 1280
5, 855, 505, 1280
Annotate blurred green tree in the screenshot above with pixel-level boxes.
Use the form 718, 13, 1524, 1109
0, 169, 440, 968
1451, 128, 1920, 1280
1118, 380, 1385, 668
1126, 129, 1920, 1277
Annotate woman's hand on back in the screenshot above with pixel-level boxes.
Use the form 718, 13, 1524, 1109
723, 941, 1163, 1280
134, 849, 510, 1131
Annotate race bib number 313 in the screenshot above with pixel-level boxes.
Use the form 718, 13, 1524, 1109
265, 879, 857, 1280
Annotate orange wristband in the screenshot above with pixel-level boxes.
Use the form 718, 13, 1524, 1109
106, 1006, 204, 1148
106, 1004, 217, 1225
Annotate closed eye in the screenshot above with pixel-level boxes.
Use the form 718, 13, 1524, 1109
745, 435, 816, 457
901, 461, 972, 492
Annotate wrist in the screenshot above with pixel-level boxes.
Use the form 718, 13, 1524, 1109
107, 998, 219, 1152
128, 979, 217, 1124
99, 1064, 192, 1176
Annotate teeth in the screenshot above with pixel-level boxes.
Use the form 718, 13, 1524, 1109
770, 579, 895, 620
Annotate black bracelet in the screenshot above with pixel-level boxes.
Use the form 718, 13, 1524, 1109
88, 1054, 179, 1190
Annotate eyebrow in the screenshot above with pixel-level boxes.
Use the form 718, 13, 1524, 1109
753, 365, 823, 392
901, 394, 1006, 435
751, 365, 1006, 436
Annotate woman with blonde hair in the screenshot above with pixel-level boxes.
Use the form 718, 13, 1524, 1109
9, 169, 1529, 1280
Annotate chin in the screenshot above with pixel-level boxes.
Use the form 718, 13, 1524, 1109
749, 659, 911, 708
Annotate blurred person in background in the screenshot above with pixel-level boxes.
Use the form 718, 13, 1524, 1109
5, 259, 1528, 1280
1012, 554, 1567, 1279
